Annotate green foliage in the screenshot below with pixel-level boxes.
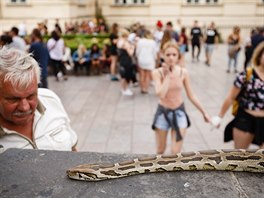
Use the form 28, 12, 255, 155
43, 34, 110, 52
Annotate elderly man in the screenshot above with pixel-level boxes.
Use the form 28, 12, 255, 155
0, 47, 77, 151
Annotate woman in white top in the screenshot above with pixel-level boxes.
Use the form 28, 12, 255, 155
136, 30, 157, 93
47, 30, 67, 81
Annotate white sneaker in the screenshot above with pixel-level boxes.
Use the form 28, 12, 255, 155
122, 89, 133, 96
57, 71, 63, 79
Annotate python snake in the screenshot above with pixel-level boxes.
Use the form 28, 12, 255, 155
67, 149, 264, 181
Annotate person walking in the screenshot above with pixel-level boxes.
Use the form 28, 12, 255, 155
109, 23, 119, 81
136, 30, 157, 94
244, 29, 256, 69
28, 28, 49, 88
47, 30, 68, 81
151, 41, 210, 154
190, 20, 203, 62
204, 22, 219, 66
212, 42, 264, 149
227, 26, 241, 73
9, 26, 27, 51
117, 29, 135, 96
153, 20, 164, 54
159, 30, 175, 67
178, 27, 188, 66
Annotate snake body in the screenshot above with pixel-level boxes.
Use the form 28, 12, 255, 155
67, 149, 264, 181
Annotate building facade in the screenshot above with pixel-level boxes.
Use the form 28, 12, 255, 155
0, 0, 263, 38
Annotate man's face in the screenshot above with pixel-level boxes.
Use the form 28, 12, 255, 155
0, 77, 38, 126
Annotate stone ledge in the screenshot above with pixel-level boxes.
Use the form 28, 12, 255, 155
0, 148, 263, 198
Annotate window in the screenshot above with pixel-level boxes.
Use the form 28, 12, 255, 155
186, 0, 200, 4
186, 0, 219, 4
114, 0, 145, 5
115, 0, 127, 4
10, 0, 26, 3
206, 0, 218, 3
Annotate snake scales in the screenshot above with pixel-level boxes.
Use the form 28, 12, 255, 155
67, 149, 264, 181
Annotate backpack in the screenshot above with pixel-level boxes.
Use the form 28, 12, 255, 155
231, 67, 253, 116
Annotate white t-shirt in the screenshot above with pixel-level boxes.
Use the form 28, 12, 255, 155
0, 88, 78, 151
47, 38, 64, 60
136, 38, 157, 70
10, 36, 27, 51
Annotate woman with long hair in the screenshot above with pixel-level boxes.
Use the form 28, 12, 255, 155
47, 30, 67, 81
152, 41, 210, 154
227, 26, 241, 73
117, 29, 135, 96
109, 23, 119, 81
212, 42, 264, 149
136, 30, 157, 94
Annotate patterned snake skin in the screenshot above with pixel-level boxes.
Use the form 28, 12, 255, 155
67, 149, 264, 181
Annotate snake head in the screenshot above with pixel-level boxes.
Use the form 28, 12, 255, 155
67, 164, 102, 181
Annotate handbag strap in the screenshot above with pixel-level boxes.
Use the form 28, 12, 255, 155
245, 66, 253, 82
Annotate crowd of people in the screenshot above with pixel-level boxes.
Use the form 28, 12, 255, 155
0, 18, 263, 154
36, 18, 108, 36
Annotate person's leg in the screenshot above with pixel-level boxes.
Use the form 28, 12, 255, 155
121, 72, 133, 96
233, 127, 254, 149
234, 52, 238, 73
121, 78, 127, 91
94, 61, 99, 75
110, 55, 118, 80
205, 45, 209, 65
131, 65, 138, 84
139, 68, 144, 92
207, 45, 214, 66
171, 128, 187, 154
59, 60, 68, 80
227, 56, 232, 73
51, 59, 59, 78
191, 42, 195, 60
145, 70, 151, 93
155, 129, 168, 154
142, 69, 148, 93
84, 61, 91, 75
74, 61, 79, 75
97, 60, 102, 75
196, 43, 201, 61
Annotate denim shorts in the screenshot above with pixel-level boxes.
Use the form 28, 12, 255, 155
154, 110, 188, 131
179, 45, 186, 54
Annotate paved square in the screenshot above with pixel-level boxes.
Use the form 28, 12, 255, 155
48, 44, 258, 154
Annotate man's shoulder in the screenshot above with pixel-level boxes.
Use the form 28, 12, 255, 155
38, 88, 61, 103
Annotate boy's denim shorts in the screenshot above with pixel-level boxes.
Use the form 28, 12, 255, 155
154, 109, 188, 131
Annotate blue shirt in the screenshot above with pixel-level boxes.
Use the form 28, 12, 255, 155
29, 42, 49, 78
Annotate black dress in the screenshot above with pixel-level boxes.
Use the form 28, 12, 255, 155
109, 33, 118, 56
118, 48, 134, 82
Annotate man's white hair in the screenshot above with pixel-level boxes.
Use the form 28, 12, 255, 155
0, 47, 41, 89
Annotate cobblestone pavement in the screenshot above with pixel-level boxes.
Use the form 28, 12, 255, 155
48, 44, 258, 154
